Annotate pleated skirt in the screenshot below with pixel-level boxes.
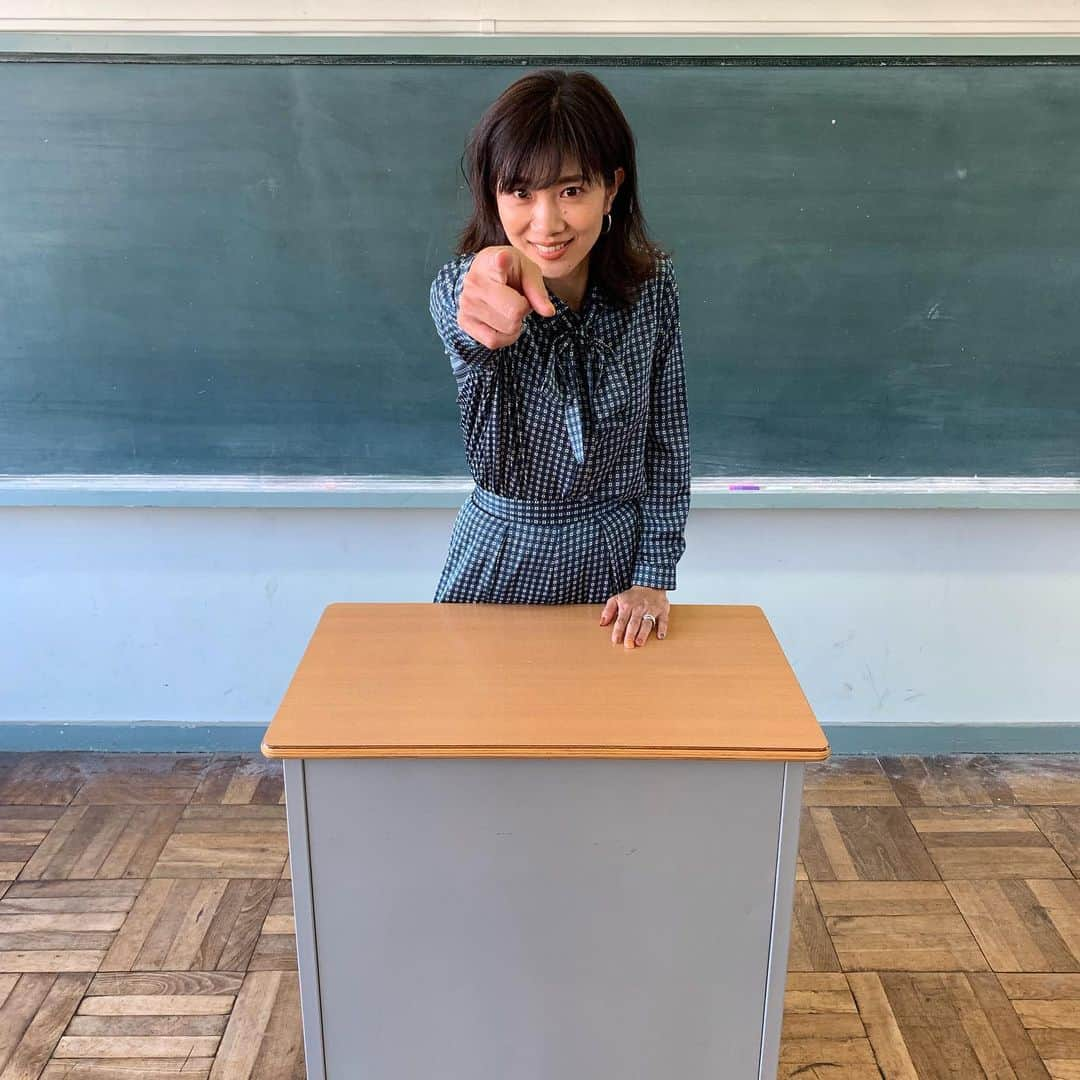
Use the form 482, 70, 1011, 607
433, 487, 642, 605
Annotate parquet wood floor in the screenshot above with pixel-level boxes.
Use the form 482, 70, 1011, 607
0, 751, 1075, 1078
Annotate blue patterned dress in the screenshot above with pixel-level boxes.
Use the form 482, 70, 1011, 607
429, 250, 690, 604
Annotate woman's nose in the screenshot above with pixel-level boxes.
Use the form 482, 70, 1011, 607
533, 197, 565, 232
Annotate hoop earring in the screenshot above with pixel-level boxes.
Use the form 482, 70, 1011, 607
601, 212, 612, 236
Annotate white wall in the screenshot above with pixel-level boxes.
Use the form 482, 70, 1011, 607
4, 506, 1079, 730
4, 0, 1080, 35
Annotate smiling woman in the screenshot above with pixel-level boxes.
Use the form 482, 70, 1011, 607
428, 68, 691, 649
493, 162, 622, 314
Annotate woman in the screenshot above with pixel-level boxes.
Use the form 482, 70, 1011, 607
429, 68, 690, 649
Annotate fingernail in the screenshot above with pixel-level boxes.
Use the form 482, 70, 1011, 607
659, 633, 666, 639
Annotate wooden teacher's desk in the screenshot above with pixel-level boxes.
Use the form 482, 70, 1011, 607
262, 603, 828, 1080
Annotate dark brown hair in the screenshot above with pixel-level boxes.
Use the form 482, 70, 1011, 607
455, 68, 669, 310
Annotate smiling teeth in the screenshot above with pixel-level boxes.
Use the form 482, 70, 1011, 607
536, 242, 569, 253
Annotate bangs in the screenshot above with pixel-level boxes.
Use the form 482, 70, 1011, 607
492, 114, 606, 194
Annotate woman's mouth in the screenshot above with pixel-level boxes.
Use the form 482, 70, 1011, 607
532, 240, 572, 259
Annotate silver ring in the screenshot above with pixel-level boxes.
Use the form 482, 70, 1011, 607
641, 613, 656, 624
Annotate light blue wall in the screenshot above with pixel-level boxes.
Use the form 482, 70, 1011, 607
3, 506, 1079, 750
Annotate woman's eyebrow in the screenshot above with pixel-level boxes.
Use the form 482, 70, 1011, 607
506, 173, 586, 190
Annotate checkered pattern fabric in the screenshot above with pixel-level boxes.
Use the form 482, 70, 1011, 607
433, 487, 642, 604
429, 249, 691, 603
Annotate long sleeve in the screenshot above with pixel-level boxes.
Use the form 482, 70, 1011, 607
632, 258, 691, 590
429, 252, 501, 379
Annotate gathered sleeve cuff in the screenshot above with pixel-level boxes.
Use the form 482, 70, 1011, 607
429, 252, 502, 379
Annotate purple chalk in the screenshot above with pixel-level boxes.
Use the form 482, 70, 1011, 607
728, 484, 761, 491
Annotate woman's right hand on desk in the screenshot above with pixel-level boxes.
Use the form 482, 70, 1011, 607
457, 246, 557, 350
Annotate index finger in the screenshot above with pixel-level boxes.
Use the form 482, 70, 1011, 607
517, 255, 556, 318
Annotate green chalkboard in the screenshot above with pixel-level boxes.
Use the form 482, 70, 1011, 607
2, 57, 1078, 478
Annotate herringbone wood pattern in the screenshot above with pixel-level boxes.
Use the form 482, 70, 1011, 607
0, 752, 1076, 1078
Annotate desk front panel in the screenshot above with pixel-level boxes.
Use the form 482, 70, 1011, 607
294, 757, 796, 1079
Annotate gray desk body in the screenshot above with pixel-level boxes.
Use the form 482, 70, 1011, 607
284, 756, 805, 1080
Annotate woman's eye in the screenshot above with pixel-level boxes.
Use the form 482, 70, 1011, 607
509, 186, 583, 199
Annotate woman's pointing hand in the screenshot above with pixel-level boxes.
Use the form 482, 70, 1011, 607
457, 246, 557, 350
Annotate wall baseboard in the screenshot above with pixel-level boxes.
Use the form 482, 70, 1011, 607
0, 723, 268, 753
822, 723, 1080, 755
0, 722, 1076, 756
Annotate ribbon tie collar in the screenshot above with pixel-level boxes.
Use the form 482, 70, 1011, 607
542, 310, 630, 465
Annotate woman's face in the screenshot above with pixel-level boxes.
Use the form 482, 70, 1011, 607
495, 156, 625, 286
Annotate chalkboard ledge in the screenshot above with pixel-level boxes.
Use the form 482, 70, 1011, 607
2, 475, 1079, 509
